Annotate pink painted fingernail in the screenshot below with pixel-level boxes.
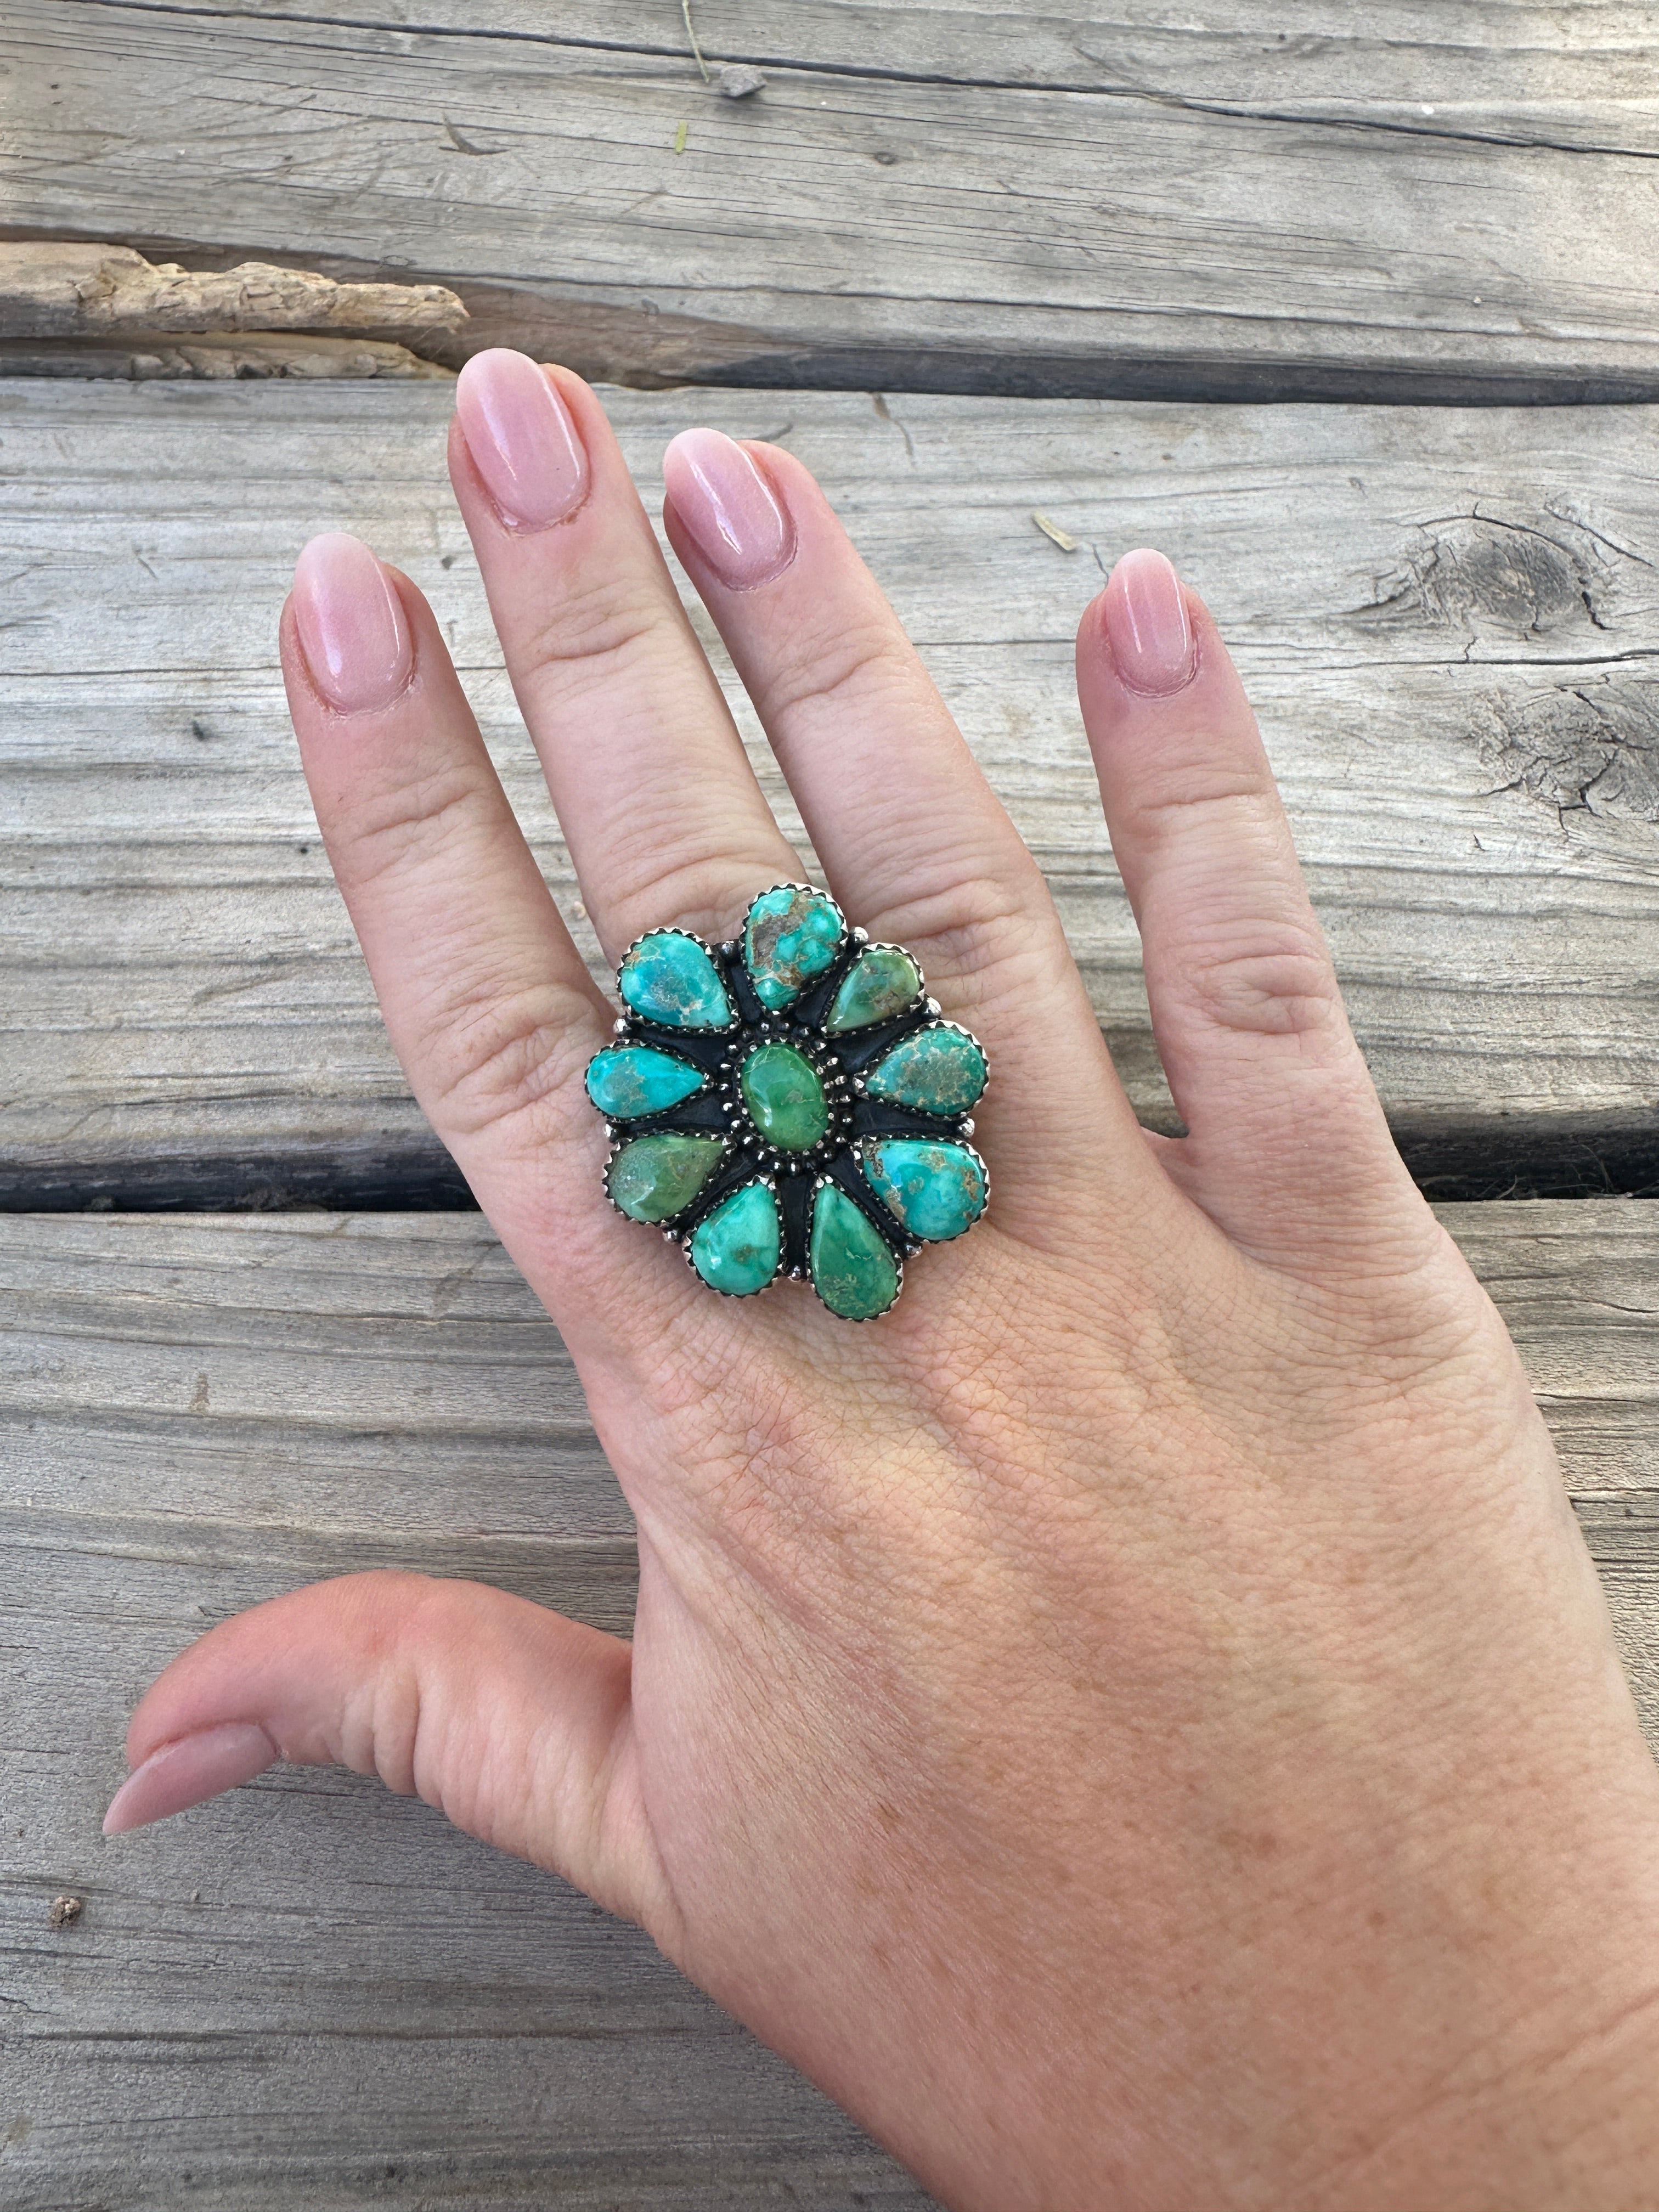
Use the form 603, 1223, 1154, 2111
292, 533, 413, 713
455, 348, 590, 528
103, 1722, 279, 1836
1102, 549, 1197, 695
663, 428, 795, 590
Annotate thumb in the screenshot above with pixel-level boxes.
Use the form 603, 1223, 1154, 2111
101, 1570, 674, 1936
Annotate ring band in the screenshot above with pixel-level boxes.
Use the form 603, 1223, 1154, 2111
585, 883, 989, 1319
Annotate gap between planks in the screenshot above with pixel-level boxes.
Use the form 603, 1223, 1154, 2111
2, 382, 1657, 1207
8, 1, 1659, 402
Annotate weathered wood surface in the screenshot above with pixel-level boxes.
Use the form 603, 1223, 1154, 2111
0, 244, 466, 342
9, 1, 1659, 400
3, 1200, 1656, 2205
0, 243, 464, 380
0, 1210, 928, 2208
0, 332, 454, 379
4, 379, 1658, 1206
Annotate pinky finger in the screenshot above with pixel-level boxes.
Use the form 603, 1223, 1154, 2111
1076, 551, 1425, 1268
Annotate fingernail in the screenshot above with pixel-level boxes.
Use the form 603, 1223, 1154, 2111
1102, 548, 1197, 695
291, 533, 413, 713
663, 428, 795, 590
103, 1722, 279, 1836
455, 348, 589, 528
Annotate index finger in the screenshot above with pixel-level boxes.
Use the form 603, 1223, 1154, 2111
283, 533, 618, 1317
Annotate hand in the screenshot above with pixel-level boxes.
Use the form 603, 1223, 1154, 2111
107, 352, 1659, 2211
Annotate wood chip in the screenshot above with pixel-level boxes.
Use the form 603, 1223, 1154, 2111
1031, 510, 1079, 551
0, 242, 466, 341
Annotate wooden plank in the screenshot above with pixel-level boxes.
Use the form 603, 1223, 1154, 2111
0, 1210, 927, 2207
8, 1, 1659, 401
1, 1200, 1655, 2203
0, 332, 455, 379
3, 380, 1658, 1205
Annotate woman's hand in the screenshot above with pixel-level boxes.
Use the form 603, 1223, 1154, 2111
106, 353, 1659, 2211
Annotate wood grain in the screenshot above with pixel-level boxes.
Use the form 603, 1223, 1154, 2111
0, 332, 454, 378
2, 1201, 1655, 2204
9, 2, 1659, 400
0, 242, 466, 341
4, 380, 1658, 1205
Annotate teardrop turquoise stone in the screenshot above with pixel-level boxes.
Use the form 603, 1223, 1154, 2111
742, 885, 845, 1011
865, 1024, 988, 1116
607, 1133, 725, 1223
741, 1041, 830, 1152
862, 1138, 987, 1243
809, 1185, 900, 1320
823, 944, 922, 1034
585, 1045, 707, 1119
690, 1181, 781, 1297
619, 932, 733, 1030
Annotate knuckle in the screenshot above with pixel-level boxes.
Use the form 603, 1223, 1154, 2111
1179, 923, 1341, 1040
514, 578, 686, 700
416, 974, 599, 1142
869, 866, 1032, 972
1126, 765, 1278, 848
762, 615, 908, 725
862, 865, 1052, 1015
338, 763, 486, 894
601, 839, 793, 949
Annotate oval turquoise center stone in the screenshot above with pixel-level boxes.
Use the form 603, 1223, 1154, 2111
865, 1023, 987, 1116
585, 1045, 706, 1120
607, 1133, 725, 1223
690, 1181, 781, 1297
619, 931, 732, 1030
742, 886, 845, 1012
862, 1138, 987, 1243
823, 944, 921, 1034
741, 1041, 830, 1152
809, 1186, 899, 1320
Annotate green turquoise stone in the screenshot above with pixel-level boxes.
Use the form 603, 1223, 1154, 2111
865, 1023, 988, 1116
742, 885, 845, 1011
823, 945, 922, 1035
619, 932, 732, 1030
607, 1133, 725, 1223
862, 1138, 987, 1243
585, 1045, 706, 1120
741, 1041, 830, 1152
809, 1186, 900, 1320
690, 1181, 781, 1297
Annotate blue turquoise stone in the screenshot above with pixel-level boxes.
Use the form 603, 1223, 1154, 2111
742, 885, 845, 1012
862, 1138, 987, 1243
809, 1186, 900, 1320
741, 1041, 830, 1151
823, 944, 921, 1034
607, 1133, 725, 1223
619, 932, 733, 1030
585, 1045, 707, 1120
865, 1023, 988, 1116
690, 1181, 781, 1297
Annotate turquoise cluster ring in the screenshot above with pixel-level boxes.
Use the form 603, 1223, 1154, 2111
585, 884, 990, 1320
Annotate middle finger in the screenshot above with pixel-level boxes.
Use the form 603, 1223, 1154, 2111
450, 349, 798, 960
